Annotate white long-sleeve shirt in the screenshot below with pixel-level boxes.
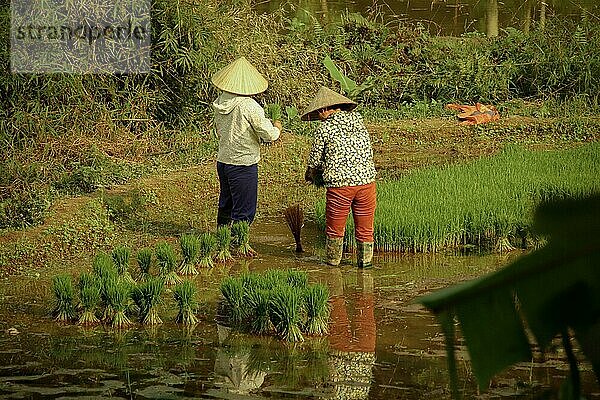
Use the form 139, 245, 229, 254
213, 92, 280, 166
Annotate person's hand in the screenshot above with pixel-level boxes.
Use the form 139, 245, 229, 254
273, 120, 283, 132
305, 166, 316, 183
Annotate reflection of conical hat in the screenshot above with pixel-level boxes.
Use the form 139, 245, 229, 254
301, 86, 357, 121
211, 56, 268, 96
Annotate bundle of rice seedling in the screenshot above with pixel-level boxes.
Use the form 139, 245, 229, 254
246, 288, 272, 335
77, 273, 101, 325
286, 269, 308, 288
136, 248, 153, 281
198, 233, 217, 269
112, 246, 136, 285
220, 277, 246, 327
303, 284, 330, 336
132, 276, 164, 325
92, 252, 117, 282
106, 281, 132, 328
284, 204, 304, 253
51, 275, 76, 322
173, 281, 198, 325
155, 241, 182, 286
269, 286, 304, 342
215, 226, 233, 262
179, 234, 200, 275
231, 221, 254, 256
264, 269, 287, 288
265, 103, 282, 121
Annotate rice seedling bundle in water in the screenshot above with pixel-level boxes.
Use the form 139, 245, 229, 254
92, 252, 117, 282
77, 272, 101, 325
198, 232, 217, 269
231, 221, 253, 256
132, 276, 164, 325
179, 234, 200, 275
155, 241, 182, 286
215, 226, 233, 262
303, 284, 330, 336
269, 286, 304, 342
136, 248, 153, 281
284, 204, 304, 253
112, 246, 136, 285
173, 281, 198, 325
51, 275, 76, 322
286, 269, 308, 288
106, 281, 132, 328
220, 277, 246, 327
246, 288, 273, 335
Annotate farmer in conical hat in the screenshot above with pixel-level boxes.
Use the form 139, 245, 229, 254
212, 56, 282, 231
302, 86, 377, 268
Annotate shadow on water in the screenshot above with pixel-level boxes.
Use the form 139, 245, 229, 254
0, 219, 598, 398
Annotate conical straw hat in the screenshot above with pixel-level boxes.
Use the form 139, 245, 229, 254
211, 56, 268, 96
301, 86, 357, 121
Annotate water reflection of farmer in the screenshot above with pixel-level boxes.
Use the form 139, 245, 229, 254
211, 56, 282, 228
326, 268, 376, 400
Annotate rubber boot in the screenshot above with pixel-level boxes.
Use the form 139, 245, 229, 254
357, 241, 374, 269
326, 236, 344, 266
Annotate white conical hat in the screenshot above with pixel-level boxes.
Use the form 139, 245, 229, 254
211, 56, 268, 96
301, 86, 357, 121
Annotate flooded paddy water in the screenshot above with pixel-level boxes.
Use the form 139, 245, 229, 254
0, 220, 598, 399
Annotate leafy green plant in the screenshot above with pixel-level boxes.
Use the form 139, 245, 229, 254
173, 280, 198, 325
198, 232, 217, 269
132, 276, 164, 325
179, 234, 200, 275
155, 241, 181, 286
77, 273, 101, 325
215, 226, 233, 263
231, 221, 253, 256
136, 248, 153, 281
323, 55, 373, 98
419, 194, 600, 399
51, 275, 76, 322
269, 286, 304, 342
304, 284, 330, 336
112, 246, 135, 284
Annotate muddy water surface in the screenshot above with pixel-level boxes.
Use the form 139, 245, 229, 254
0, 220, 598, 399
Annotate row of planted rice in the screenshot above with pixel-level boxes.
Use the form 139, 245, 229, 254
316, 143, 600, 252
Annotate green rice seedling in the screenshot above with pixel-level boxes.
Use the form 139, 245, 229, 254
246, 288, 273, 335
77, 273, 101, 326
269, 286, 304, 342
51, 275, 76, 322
264, 269, 287, 289
286, 269, 308, 289
220, 277, 246, 328
99, 275, 117, 323
303, 284, 330, 336
215, 226, 233, 262
231, 221, 254, 256
132, 276, 164, 325
112, 246, 136, 285
173, 280, 198, 325
136, 248, 153, 281
106, 281, 132, 328
265, 103, 282, 121
179, 234, 200, 275
92, 252, 117, 282
198, 233, 217, 269
155, 241, 182, 286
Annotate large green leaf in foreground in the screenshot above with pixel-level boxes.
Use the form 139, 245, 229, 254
419, 194, 600, 393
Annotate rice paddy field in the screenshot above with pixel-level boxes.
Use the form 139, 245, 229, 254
316, 143, 600, 252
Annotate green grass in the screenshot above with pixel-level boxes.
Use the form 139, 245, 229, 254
316, 143, 600, 252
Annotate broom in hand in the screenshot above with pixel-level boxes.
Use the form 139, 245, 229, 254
284, 204, 304, 253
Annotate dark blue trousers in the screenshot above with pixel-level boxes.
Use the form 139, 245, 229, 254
216, 162, 258, 226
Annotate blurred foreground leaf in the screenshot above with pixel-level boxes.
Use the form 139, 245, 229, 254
419, 194, 600, 396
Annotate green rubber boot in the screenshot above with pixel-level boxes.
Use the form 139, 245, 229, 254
357, 241, 374, 269
326, 236, 344, 266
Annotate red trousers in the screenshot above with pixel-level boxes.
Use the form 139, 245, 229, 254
326, 182, 376, 243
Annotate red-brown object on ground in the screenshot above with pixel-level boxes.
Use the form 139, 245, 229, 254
446, 103, 500, 125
